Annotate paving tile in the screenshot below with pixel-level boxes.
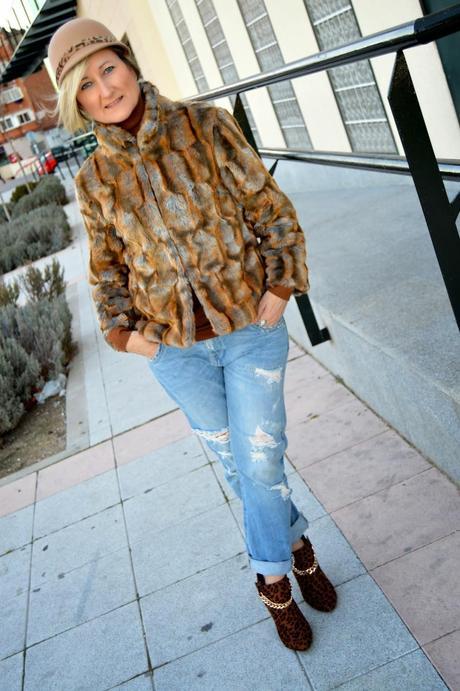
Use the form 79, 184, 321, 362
299, 429, 431, 512
124, 465, 226, 544
285, 371, 355, 427
288, 339, 306, 360
334, 649, 448, 690
0, 543, 30, 602
113, 411, 192, 466
286, 398, 388, 470
0, 504, 33, 556
118, 435, 207, 499
31, 504, 127, 588
153, 616, 311, 691
109, 673, 154, 690
301, 514, 367, 587
331, 468, 460, 569
371, 531, 460, 646
141, 552, 262, 666
36, 440, 114, 501
296, 573, 418, 690
0, 592, 28, 660
106, 369, 177, 437
130, 503, 245, 596
34, 469, 120, 538
0, 473, 36, 518
23, 602, 148, 691
288, 471, 328, 522
27, 546, 136, 646
0, 652, 23, 691
284, 353, 329, 392
424, 629, 460, 691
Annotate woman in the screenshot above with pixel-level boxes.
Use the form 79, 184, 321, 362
48, 17, 337, 652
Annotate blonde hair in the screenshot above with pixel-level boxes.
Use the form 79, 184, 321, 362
52, 46, 141, 134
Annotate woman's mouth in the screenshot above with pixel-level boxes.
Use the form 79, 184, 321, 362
105, 96, 123, 109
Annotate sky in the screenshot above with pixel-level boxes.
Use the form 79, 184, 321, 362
0, 1, 15, 28
0, 0, 40, 30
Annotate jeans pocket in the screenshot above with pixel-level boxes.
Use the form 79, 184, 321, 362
148, 342, 163, 364
252, 316, 285, 332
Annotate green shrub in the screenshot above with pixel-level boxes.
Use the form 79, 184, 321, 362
0, 336, 41, 435
10, 181, 40, 205
0, 204, 71, 273
0, 201, 15, 224
11, 175, 67, 218
0, 259, 73, 436
0, 278, 20, 307
0, 296, 72, 382
20, 258, 65, 302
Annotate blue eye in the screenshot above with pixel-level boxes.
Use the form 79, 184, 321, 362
104, 65, 114, 73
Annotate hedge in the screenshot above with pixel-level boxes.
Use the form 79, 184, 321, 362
0, 259, 73, 435
0, 203, 71, 274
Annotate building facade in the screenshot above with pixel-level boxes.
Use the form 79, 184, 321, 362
0, 27, 58, 161
55, 0, 459, 159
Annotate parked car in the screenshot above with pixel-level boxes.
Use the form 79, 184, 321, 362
50, 144, 74, 163
70, 132, 98, 158
36, 151, 58, 175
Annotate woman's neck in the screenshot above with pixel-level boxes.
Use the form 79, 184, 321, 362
117, 88, 145, 136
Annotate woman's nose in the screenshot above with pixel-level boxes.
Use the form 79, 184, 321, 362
98, 81, 115, 98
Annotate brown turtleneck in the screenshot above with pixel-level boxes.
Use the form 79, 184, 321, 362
105, 88, 292, 352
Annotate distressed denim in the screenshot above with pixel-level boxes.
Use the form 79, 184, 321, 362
147, 315, 309, 576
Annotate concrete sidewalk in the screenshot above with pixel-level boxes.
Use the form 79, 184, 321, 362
0, 181, 459, 690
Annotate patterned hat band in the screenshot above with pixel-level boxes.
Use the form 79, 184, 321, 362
48, 18, 130, 87
56, 35, 119, 83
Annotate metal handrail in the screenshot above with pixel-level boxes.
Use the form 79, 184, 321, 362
178, 3, 460, 336
184, 5, 460, 104
257, 149, 460, 180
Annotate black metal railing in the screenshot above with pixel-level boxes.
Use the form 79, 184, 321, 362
183, 4, 460, 342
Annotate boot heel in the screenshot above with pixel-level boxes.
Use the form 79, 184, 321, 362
255, 573, 312, 651
292, 535, 337, 612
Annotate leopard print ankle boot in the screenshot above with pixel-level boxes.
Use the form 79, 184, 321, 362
255, 573, 313, 651
291, 535, 337, 611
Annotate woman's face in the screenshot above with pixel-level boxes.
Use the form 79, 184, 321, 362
76, 47, 139, 124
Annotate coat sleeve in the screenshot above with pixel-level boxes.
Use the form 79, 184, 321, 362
75, 172, 137, 348
212, 106, 310, 296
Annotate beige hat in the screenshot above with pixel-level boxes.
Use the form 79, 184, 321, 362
48, 17, 130, 88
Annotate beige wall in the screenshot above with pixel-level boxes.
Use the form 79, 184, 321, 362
74, 0, 459, 158
77, 0, 181, 98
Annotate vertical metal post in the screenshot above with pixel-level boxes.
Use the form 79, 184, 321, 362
232, 93, 330, 345
388, 50, 460, 331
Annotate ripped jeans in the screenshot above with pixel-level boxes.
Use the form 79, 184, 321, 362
146, 315, 309, 576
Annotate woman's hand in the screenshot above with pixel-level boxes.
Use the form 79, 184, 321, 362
255, 291, 288, 326
126, 331, 160, 358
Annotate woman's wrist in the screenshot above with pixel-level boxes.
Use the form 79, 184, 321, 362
126, 331, 160, 357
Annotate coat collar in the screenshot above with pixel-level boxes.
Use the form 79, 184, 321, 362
93, 80, 160, 155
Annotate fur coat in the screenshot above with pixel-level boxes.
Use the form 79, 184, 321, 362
74, 79, 309, 348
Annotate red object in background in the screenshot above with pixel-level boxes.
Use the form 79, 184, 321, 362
8, 152, 21, 163
36, 151, 58, 175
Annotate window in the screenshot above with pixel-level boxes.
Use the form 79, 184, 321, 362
237, 0, 312, 149
0, 85, 23, 104
165, 0, 209, 94
0, 116, 14, 131
194, 0, 261, 147
303, 0, 396, 153
17, 110, 32, 123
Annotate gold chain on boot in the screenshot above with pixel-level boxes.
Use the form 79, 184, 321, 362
291, 551, 318, 576
258, 581, 293, 609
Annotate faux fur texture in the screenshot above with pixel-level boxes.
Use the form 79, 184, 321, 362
75, 80, 309, 349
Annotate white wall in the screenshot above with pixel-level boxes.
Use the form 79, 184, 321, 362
77, 0, 459, 158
